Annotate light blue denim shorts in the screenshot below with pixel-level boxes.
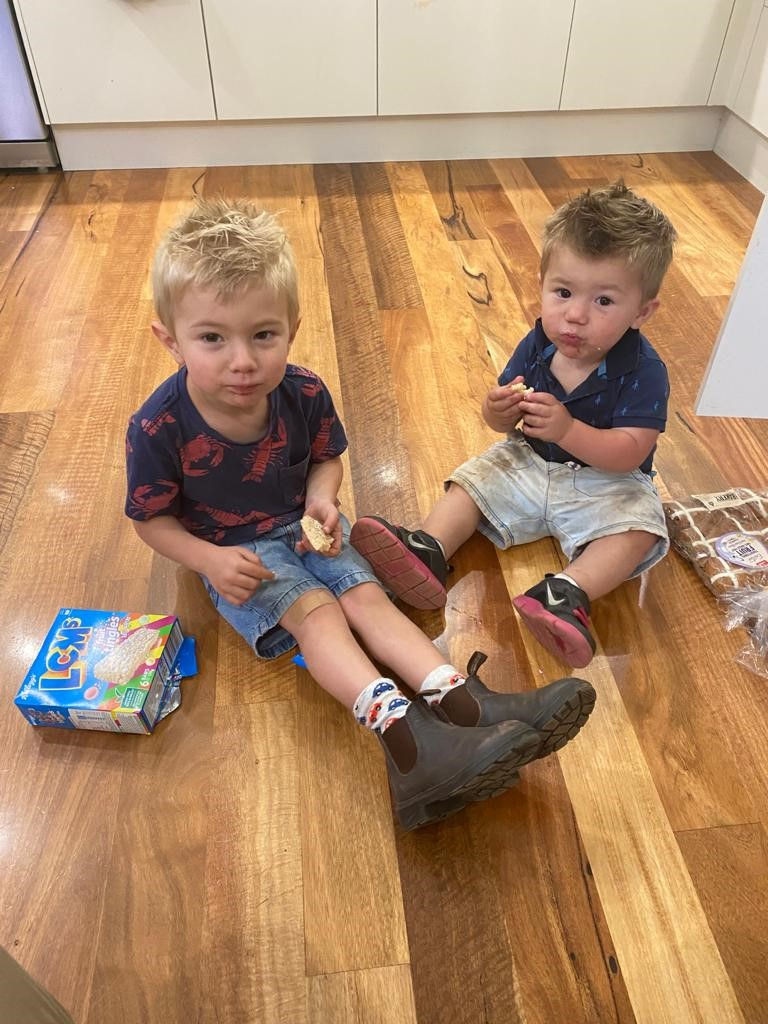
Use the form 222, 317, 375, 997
200, 514, 380, 660
448, 435, 669, 577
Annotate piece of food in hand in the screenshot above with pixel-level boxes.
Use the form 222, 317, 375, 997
507, 380, 533, 393
301, 515, 334, 552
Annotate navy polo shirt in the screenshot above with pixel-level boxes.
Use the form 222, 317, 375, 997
498, 320, 669, 474
125, 364, 347, 545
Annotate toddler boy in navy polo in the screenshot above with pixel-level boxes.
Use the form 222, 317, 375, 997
352, 182, 677, 669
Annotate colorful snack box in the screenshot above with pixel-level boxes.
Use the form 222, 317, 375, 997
14, 608, 186, 733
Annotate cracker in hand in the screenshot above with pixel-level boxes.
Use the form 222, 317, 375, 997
507, 380, 533, 394
301, 515, 334, 552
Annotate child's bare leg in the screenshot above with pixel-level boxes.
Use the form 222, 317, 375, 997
421, 482, 482, 559
339, 583, 449, 689
565, 530, 658, 600
280, 593, 380, 708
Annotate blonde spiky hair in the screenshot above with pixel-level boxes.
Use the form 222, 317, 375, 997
152, 197, 300, 330
541, 181, 677, 301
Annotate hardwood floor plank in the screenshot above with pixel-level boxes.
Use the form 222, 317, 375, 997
690, 150, 765, 217
590, 555, 765, 832
0, 170, 60, 286
678, 823, 768, 1024
489, 157, 554, 256
498, 545, 746, 1021
297, 670, 409, 975
199, 702, 306, 1024
420, 159, 489, 241
455, 237, 537, 358
315, 162, 421, 522
307, 965, 417, 1024
352, 162, 423, 309
454, 165, 544, 325
0, 411, 54, 562
384, 161, 502, 473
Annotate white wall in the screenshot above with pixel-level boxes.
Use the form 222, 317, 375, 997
696, 193, 768, 418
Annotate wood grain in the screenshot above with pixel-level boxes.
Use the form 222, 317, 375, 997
0, 154, 765, 1023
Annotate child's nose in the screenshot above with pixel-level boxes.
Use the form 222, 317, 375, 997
565, 298, 589, 323
230, 339, 258, 371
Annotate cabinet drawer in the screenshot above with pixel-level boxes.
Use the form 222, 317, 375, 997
15, 0, 215, 123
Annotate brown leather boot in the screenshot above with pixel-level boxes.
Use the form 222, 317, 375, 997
378, 696, 541, 831
438, 651, 596, 760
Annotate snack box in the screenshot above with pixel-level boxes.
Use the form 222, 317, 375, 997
14, 608, 186, 734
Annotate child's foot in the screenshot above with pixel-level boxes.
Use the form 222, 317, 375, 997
379, 697, 540, 830
350, 516, 449, 610
512, 574, 596, 668
438, 651, 596, 759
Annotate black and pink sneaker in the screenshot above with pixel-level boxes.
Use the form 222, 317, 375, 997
350, 516, 449, 610
512, 574, 596, 668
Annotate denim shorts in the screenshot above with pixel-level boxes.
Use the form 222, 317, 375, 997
200, 514, 380, 660
448, 435, 669, 577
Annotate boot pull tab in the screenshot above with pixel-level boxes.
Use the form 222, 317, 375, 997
466, 650, 488, 677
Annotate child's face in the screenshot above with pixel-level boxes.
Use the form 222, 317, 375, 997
153, 281, 297, 424
540, 245, 659, 367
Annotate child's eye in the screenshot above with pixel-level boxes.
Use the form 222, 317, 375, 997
254, 330, 274, 341
201, 332, 222, 343
555, 287, 571, 299
596, 296, 613, 307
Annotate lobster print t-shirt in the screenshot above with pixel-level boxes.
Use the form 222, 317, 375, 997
125, 364, 347, 545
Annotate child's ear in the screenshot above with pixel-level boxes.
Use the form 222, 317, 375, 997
631, 297, 660, 330
151, 320, 184, 365
288, 316, 302, 346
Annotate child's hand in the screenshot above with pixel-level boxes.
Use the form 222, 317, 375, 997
518, 392, 573, 443
483, 377, 529, 432
297, 500, 342, 557
204, 546, 275, 606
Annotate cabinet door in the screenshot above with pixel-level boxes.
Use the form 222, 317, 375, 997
378, 0, 575, 115
561, 0, 734, 109
14, 0, 215, 124
732, 5, 768, 137
204, 0, 376, 119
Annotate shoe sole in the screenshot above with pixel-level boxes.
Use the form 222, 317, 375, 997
350, 517, 447, 611
512, 595, 596, 668
395, 731, 539, 831
533, 681, 597, 758
414, 771, 522, 828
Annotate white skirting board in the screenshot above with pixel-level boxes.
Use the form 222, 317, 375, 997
51, 106, 724, 172
714, 110, 768, 195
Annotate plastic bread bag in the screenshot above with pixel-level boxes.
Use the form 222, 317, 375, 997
715, 531, 768, 678
720, 582, 768, 679
663, 491, 768, 679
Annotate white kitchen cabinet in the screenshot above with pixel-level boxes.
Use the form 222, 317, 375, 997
732, 4, 768, 137
14, 0, 214, 123
378, 0, 575, 116
561, 0, 735, 110
204, 0, 376, 119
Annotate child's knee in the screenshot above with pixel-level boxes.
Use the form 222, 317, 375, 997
338, 581, 387, 625
280, 589, 338, 636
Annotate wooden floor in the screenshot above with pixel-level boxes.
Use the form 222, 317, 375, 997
1, 153, 767, 1024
